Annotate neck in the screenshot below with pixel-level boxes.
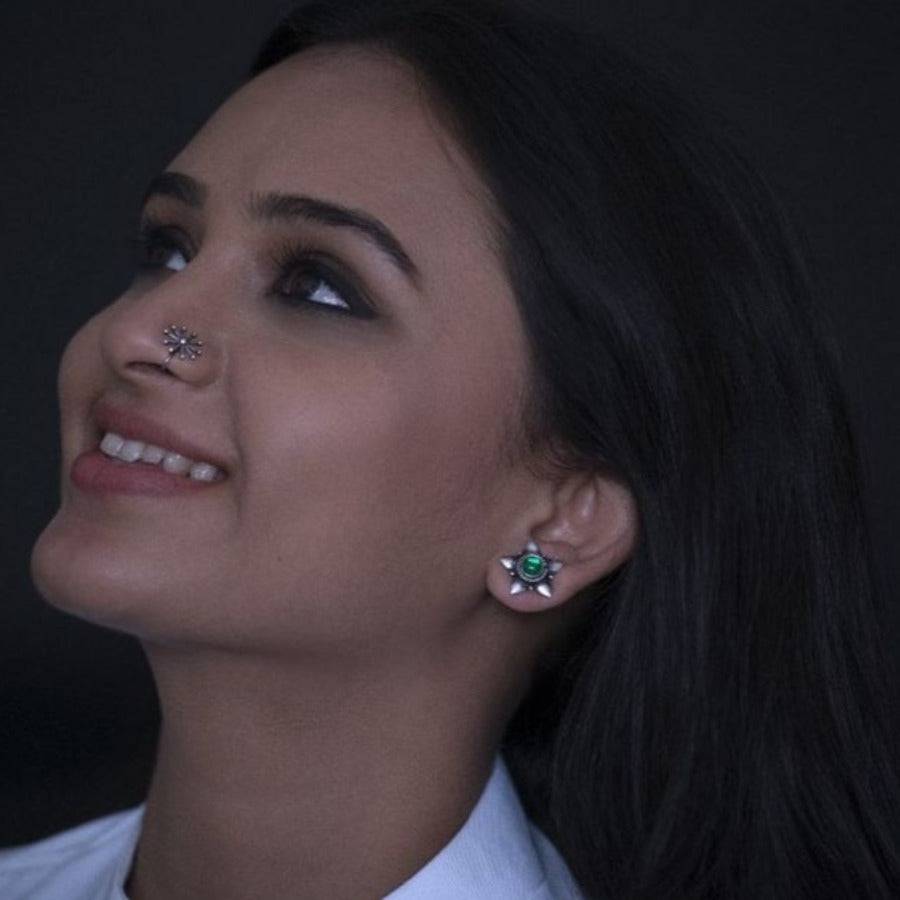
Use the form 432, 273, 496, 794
124, 633, 525, 900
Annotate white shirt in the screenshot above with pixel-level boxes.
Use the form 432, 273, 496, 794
0, 753, 585, 899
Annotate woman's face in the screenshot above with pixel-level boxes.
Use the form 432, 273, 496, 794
30, 45, 541, 660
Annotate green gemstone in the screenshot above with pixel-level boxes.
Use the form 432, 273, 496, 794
519, 554, 547, 580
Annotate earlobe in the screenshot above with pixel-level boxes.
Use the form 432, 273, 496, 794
499, 539, 564, 598
488, 536, 572, 613
487, 471, 637, 614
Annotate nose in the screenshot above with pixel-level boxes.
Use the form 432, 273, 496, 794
99, 299, 221, 391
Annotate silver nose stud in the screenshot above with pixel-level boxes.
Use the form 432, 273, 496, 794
161, 324, 203, 370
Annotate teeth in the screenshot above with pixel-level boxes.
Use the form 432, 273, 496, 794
188, 462, 220, 483
98, 431, 225, 481
161, 452, 191, 475
99, 433, 125, 455
118, 439, 145, 463
140, 444, 166, 464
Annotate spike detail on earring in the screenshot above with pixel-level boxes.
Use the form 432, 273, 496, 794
500, 539, 564, 599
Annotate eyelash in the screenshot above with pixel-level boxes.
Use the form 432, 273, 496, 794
128, 214, 374, 319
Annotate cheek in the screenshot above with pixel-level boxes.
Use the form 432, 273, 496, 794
247, 359, 499, 523
234, 344, 512, 602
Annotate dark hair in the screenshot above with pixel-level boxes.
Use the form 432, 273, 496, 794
247, 1, 900, 896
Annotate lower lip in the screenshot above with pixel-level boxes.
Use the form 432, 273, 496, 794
70, 449, 227, 496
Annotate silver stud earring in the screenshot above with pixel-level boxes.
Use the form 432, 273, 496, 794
500, 539, 564, 598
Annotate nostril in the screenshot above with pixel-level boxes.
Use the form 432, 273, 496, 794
127, 362, 173, 376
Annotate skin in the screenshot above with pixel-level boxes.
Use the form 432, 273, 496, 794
30, 44, 637, 900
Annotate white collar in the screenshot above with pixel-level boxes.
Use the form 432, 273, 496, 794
385, 752, 552, 897
104, 752, 577, 898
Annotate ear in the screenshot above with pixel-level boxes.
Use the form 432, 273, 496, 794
487, 469, 638, 613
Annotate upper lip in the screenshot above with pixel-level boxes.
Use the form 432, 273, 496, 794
92, 399, 230, 474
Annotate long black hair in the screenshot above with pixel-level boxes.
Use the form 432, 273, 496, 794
246, 1, 900, 896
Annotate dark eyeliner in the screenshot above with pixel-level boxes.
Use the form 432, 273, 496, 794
127, 215, 375, 320
268, 238, 376, 320
128, 213, 191, 271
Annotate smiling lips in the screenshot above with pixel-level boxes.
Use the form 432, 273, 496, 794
90, 399, 232, 475
69, 400, 231, 496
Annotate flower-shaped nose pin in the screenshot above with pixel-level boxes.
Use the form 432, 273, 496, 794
162, 324, 204, 366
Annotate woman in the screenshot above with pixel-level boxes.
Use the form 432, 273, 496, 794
3, 0, 898, 897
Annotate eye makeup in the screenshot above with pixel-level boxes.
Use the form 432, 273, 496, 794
127, 212, 378, 320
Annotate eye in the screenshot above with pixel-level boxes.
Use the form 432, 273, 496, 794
130, 216, 189, 273
127, 216, 375, 320
269, 241, 374, 319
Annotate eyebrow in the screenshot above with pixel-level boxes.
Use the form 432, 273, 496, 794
140, 170, 422, 289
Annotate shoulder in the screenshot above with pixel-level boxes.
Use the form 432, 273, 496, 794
0, 804, 144, 900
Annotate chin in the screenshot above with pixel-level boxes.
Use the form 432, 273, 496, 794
28, 512, 246, 649
30, 512, 170, 634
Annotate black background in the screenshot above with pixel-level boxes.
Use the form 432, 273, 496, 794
2, 0, 898, 843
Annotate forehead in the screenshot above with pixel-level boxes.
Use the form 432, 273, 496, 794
168, 44, 498, 260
